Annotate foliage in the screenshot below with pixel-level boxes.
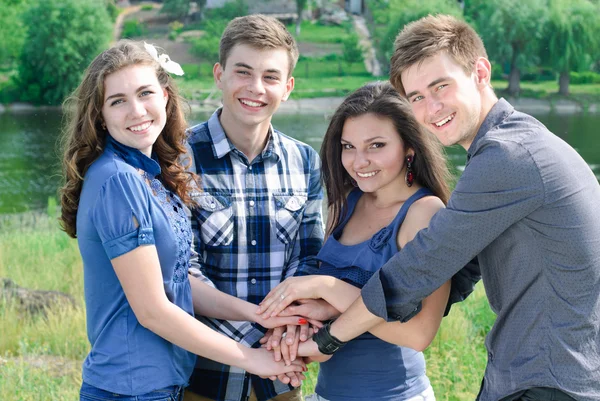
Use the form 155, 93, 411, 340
121, 19, 147, 38
379, 0, 463, 72
465, 0, 548, 95
540, 0, 600, 94
160, 0, 191, 19
0, 0, 29, 67
203, 0, 247, 20
569, 71, 600, 85
189, 19, 228, 63
365, 0, 392, 25
168, 20, 185, 40
141, 4, 155, 12
342, 34, 364, 65
105, 0, 119, 22
15, 0, 112, 105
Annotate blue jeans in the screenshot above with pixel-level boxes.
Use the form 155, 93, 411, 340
80, 382, 184, 401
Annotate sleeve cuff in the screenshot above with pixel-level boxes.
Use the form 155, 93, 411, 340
104, 227, 154, 259
362, 269, 422, 323
244, 324, 268, 348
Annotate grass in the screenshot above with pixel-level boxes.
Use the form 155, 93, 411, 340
287, 21, 354, 44
0, 211, 495, 400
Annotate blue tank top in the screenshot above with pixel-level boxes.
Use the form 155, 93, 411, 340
314, 187, 433, 401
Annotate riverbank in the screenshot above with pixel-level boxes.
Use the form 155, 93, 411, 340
2, 95, 599, 116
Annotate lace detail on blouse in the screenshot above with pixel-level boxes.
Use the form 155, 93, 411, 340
140, 170, 191, 283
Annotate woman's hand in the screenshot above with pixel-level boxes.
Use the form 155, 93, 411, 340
257, 276, 333, 318
279, 299, 340, 322
244, 347, 306, 378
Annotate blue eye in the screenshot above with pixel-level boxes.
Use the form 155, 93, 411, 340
110, 99, 124, 106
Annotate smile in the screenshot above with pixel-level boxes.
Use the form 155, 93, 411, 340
433, 113, 455, 127
128, 121, 152, 132
240, 99, 266, 107
356, 171, 379, 178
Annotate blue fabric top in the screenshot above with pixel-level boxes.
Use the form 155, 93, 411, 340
76, 136, 196, 395
314, 187, 433, 400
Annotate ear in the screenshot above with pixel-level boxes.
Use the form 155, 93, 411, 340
474, 57, 492, 88
213, 63, 224, 89
281, 76, 295, 102
162, 87, 169, 102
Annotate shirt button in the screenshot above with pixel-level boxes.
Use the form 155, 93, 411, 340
140, 234, 146, 239
209, 202, 216, 209
251, 240, 257, 246
248, 165, 253, 170
250, 278, 257, 284
249, 200, 255, 207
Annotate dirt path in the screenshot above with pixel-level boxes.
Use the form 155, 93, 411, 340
113, 4, 143, 44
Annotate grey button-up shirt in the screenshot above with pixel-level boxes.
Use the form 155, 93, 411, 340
362, 99, 600, 400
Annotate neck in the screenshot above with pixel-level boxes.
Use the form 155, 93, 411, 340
363, 179, 420, 209
219, 109, 271, 162
461, 89, 499, 151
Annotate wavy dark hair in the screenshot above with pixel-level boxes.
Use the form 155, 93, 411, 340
320, 81, 451, 235
59, 40, 196, 238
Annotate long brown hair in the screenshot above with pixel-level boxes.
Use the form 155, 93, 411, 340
320, 81, 451, 235
59, 40, 196, 238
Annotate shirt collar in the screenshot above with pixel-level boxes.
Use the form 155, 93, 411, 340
207, 108, 281, 163
466, 98, 514, 160
105, 135, 161, 176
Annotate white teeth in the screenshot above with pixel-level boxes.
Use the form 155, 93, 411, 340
356, 171, 378, 178
129, 121, 152, 132
241, 99, 264, 107
434, 114, 454, 127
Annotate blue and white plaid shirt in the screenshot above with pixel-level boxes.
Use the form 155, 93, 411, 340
186, 109, 324, 401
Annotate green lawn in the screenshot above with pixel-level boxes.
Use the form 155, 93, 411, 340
286, 20, 354, 44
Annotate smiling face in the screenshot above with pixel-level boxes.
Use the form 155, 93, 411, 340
341, 113, 412, 195
402, 52, 488, 150
214, 44, 294, 135
101, 64, 168, 157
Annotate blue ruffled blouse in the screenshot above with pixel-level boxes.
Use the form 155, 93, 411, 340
76, 136, 196, 395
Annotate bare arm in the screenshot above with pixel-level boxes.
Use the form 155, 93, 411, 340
111, 245, 304, 378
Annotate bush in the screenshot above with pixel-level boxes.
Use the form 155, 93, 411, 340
141, 4, 154, 11
121, 19, 146, 38
203, 0, 247, 20
569, 71, 600, 84
342, 34, 364, 65
189, 35, 220, 63
105, 0, 119, 22
15, 0, 112, 105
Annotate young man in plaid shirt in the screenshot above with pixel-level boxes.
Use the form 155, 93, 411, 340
184, 15, 325, 401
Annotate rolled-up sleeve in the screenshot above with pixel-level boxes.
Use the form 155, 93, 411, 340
362, 140, 544, 321
91, 172, 154, 260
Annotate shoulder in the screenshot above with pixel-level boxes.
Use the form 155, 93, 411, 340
273, 129, 321, 166
85, 150, 140, 186
187, 121, 210, 146
404, 195, 444, 227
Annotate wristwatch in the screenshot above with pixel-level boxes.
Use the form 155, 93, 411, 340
312, 320, 347, 355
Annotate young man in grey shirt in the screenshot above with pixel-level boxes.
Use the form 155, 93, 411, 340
261, 14, 600, 401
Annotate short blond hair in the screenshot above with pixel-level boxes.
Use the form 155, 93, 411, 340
390, 14, 487, 95
219, 14, 299, 77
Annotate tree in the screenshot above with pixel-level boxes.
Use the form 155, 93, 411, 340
379, 0, 463, 74
466, 0, 548, 95
16, 0, 112, 105
342, 34, 364, 65
296, 0, 308, 37
0, 0, 28, 67
161, 0, 192, 20
541, 0, 600, 95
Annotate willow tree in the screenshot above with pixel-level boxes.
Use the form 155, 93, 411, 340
466, 0, 547, 95
541, 0, 600, 95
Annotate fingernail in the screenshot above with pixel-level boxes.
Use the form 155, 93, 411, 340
287, 338, 293, 345
300, 335, 307, 341
298, 318, 307, 324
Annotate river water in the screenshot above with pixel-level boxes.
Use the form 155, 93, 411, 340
0, 109, 598, 214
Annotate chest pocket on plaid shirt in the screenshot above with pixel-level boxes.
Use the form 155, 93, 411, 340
273, 193, 307, 244
193, 193, 234, 246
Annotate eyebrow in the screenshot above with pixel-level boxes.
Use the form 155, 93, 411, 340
341, 136, 386, 143
233, 62, 282, 75
105, 85, 153, 103
405, 77, 450, 99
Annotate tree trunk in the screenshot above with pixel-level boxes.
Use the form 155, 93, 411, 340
296, 17, 302, 37
558, 71, 570, 96
507, 53, 521, 96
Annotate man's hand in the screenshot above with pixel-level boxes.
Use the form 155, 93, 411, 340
279, 299, 340, 323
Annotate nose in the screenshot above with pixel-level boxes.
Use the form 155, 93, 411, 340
426, 94, 443, 116
247, 76, 265, 95
129, 99, 147, 118
353, 150, 370, 170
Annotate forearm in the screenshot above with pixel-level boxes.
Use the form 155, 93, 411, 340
329, 295, 385, 342
189, 275, 258, 322
142, 298, 255, 371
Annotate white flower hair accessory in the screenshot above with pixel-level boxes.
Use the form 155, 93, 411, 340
144, 42, 184, 76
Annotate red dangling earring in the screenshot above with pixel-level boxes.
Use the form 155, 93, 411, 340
405, 155, 414, 187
